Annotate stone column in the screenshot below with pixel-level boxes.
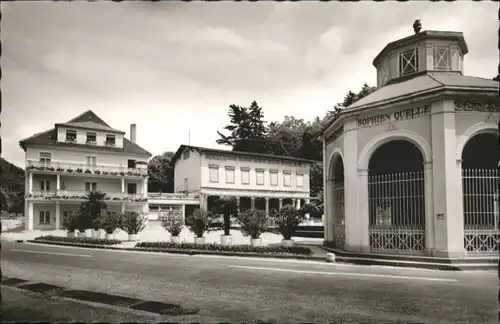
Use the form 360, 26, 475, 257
343, 119, 364, 252
278, 198, 283, 210
236, 196, 240, 212
251, 197, 255, 211
56, 174, 61, 194
143, 177, 148, 198
121, 178, 125, 193
182, 204, 186, 224
424, 162, 435, 256
55, 201, 60, 230
296, 198, 301, 209
430, 100, 465, 258
121, 202, 126, 213
27, 201, 34, 230
265, 197, 270, 216
29, 172, 33, 194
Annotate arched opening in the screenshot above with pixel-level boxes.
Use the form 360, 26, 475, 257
461, 132, 500, 255
368, 140, 425, 254
329, 153, 345, 248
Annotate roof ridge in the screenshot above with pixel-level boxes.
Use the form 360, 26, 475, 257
426, 73, 445, 86
66, 110, 111, 127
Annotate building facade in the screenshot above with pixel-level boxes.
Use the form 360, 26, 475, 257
321, 29, 500, 258
19, 110, 152, 230
171, 145, 313, 214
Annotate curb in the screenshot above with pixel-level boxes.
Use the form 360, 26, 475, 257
26, 240, 324, 261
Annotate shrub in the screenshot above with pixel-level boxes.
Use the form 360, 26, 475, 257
48, 167, 55, 171
34, 235, 121, 246
102, 171, 109, 175
92, 214, 104, 231
185, 208, 212, 238
102, 212, 121, 234
94, 170, 101, 175
67, 168, 74, 173
274, 205, 305, 240
237, 209, 268, 239
160, 211, 184, 237
84, 169, 92, 174
56, 167, 64, 172
76, 168, 83, 173
119, 212, 147, 235
119, 172, 125, 176
76, 211, 93, 232
135, 241, 313, 255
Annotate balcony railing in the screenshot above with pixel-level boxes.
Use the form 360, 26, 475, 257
26, 190, 147, 203
26, 160, 148, 177
148, 192, 200, 200
175, 184, 188, 193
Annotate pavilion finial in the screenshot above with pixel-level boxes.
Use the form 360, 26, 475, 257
413, 19, 422, 34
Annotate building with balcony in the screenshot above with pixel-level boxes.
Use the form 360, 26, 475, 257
19, 110, 152, 230
320, 27, 500, 258
170, 145, 313, 215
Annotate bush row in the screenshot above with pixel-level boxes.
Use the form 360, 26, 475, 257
34, 235, 121, 246
135, 241, 313, 255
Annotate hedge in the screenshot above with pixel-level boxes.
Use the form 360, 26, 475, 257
135, 242, 313, 255
34, 235, 121, 246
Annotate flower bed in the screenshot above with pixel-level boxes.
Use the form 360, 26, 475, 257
135, 242, 313, 256
34, 235, 121, 246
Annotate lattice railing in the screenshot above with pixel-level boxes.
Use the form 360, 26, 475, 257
368, 171, 426, 254
462, 169, 500, 256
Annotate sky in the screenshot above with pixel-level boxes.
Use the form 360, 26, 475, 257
2, 1, 499, 168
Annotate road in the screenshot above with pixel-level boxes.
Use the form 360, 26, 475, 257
1, 240, 497, 323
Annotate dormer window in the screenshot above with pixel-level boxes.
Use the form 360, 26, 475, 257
66, 130, 77, 142
105, 134, 116, 146
86, 132, 97, 144
433, 46, 450, 70
399, 48, 419, 76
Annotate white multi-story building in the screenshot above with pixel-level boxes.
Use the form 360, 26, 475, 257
169, 145, 313, 214
19, 110, 152, 230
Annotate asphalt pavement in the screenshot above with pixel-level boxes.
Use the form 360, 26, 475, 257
1, 240, 498, 323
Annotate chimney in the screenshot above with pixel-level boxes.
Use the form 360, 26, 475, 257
130, 124, 137, 143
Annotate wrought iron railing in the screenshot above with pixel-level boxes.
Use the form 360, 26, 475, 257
368, 171, 426, 254
148, 192, 200, 200
462, 169, 500, 255
27, 190, 147, 202
26, 160, 148, 177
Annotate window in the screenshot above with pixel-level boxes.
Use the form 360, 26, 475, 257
39, 211, 50, 224
127, 183, 137, 194
86, 132, 97, 144
86, 156, 97, 167
256, 169, 265, 185
209, 165, 219, 183
433, 46, 450, 70
241, 168, 250, 185
399, 48, 419, 76
270, 170, 278, 186
39, 180, 51, 191
85, 182, 97, 192
105, 134, 116, 146
296, 173, 304, 187
128, 159, 136, 169
183, 150, 190, 160
39, 152, 52, 164
66, 129, 77, 142
225, 167, 235, 184
283, 172, 291, 187
149, 205, 160, 212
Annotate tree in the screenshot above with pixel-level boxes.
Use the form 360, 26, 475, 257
210, 196, 239, 236
80, 191, 107, 222
148, 151, 174, 193
0, 157, 25, 214
217, 101, 268, 153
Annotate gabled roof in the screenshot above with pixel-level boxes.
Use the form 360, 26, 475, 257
320, 71, 499, 136
19, 110, 151, 157
55, 110, 124, 133
172, 145, 316, 165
